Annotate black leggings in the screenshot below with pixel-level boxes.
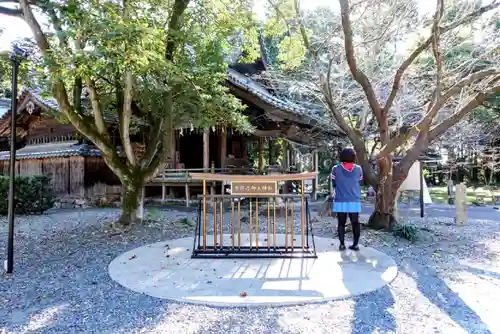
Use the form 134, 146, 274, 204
337, 212, 361, 246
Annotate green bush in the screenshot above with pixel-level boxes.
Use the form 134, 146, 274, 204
393, 223, 419, 242
0, 175, 55, 215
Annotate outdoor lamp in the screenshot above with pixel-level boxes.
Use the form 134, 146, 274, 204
5, 44, 27, 274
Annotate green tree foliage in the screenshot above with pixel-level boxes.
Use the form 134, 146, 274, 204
0, 0, 259, 224
0, 31, 33, 98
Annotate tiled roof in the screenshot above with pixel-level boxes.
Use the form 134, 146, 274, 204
23, 88, 60, 111
23, 71, 332, 126
226, 69, 335, 130
15, 88, 148, 126
13, 69, 340, 138
0, 141, 101, 160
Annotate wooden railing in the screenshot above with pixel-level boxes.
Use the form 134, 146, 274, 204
151, 166, 258, 184
148, 165, 303, 207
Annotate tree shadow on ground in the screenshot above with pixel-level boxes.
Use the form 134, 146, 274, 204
2, 206, 499, 333
465, 265, 500, 280
402, 259, 493, 334
350, 286, 396, 334
0, 223, 190, 333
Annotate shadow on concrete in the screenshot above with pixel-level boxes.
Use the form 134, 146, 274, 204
466, 265, 500, 280
351, 286, 396, 334
403, 260, 493, 334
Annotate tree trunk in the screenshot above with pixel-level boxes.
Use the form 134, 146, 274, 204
369, 182, 398, 230
368, 156, 397, 230
118, 176, 145, 226
368, 159, 410, 230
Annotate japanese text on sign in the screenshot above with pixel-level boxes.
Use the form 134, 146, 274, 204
230, 181, 277, 195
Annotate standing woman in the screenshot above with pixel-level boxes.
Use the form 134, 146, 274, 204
331, 148, 363, 251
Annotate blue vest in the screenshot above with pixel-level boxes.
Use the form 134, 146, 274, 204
331, 164, 363, 202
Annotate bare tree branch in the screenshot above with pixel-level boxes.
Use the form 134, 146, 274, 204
379, 69, 500, 158
382, 0, 500, 114
120, 72, 137, 166
338, 0, 383, 127
86, 79, 108, 135
429, 84, 500, 141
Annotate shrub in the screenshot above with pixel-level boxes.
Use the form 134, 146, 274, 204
392, 223, 419, 242
0, 175, 55, 215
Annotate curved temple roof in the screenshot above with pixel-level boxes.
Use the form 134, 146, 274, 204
0, 63, 342, 150
0, 141, 100, 160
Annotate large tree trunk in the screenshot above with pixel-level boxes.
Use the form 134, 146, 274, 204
367, 157, 395, 230
368, 158, 409, 230
369, 182, 398, 230
118, 175, 145, 226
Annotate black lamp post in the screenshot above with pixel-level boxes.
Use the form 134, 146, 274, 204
5, 45, 27, 274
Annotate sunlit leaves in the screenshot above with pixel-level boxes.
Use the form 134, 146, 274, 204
276, 33, 305, 70
30, 0, 260, 131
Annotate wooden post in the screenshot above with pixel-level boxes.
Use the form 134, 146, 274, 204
447, 178, 454, 204
268, 139, 273, 165
241, 136, 247, 160
220, 127, 227, 170
203, 128, 209, 171
185, 183, 190, 207
283, 142, 289, 171
220, 128, 227, 195
210, 161, 215, 195
169, 130, 176, 198
313, 150, 319, 201
161, 173, 166, 201
258, 137, 263, 173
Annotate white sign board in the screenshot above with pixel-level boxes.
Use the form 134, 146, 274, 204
398, 162, 432, 204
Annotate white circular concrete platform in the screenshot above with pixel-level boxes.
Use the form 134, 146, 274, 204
108, 234, 398, 307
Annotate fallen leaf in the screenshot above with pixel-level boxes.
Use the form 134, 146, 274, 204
240, 291, 248, 297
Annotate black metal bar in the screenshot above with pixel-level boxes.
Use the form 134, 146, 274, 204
197, 199, 202, 249
6, 53, 20, 274
191, 253, 318, 259
192, 246, 317, 259
305, 198, 309, 248
192, 199, 201, 255
307, 198, 317, 257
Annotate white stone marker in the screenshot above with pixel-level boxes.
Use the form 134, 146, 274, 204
455, 183, 467, 225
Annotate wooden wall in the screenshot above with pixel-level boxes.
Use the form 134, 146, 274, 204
69, 157, 85, 197
84, 156, 120, 186
85, 183, 122, 199
40, 158, 69, 194
0, 156, 87, 197
27, 117, 76, 143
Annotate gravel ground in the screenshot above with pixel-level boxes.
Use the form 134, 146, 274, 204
1, 205, 499, 334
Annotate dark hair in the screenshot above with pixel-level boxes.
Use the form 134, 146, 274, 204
339, 148, 356, 163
